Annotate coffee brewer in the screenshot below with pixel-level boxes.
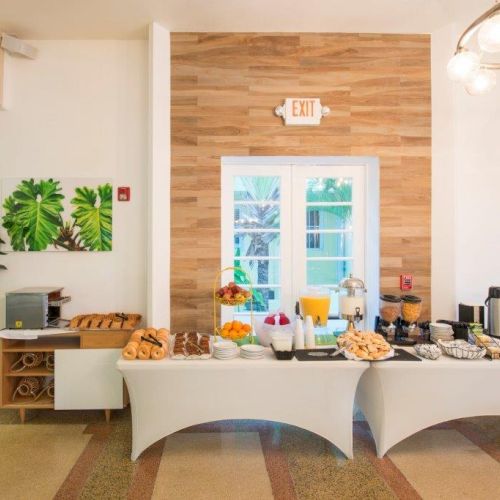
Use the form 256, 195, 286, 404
485, 286, 500, 337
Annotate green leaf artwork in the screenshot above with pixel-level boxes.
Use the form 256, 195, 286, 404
1, 178, 113, 252
71, 184, 113, 251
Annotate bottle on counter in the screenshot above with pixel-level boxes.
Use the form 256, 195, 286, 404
305, 315, 316, 349
294, 317, 305, 349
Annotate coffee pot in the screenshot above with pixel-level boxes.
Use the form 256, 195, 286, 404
485, 286, 500, 336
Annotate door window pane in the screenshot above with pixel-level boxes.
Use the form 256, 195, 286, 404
235, 232, 280, 257
307, 260, 353, 286
234, 176, 280, 202
234, 259, 280, 286
235, 204, 280, 229
236, 287, 281, 313
306, 177, 352, 202
306, 206, 352, 230
306, 232, 353, 258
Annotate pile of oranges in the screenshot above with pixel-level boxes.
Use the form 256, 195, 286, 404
220, 320, 252, 340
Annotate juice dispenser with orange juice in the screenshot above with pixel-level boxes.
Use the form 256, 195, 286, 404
299, 287, 331, 327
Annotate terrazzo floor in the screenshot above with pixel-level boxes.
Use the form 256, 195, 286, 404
0, 409, 499, 500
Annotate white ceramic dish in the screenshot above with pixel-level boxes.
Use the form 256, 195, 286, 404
414, 343, 441, 360
240, 344, 265, 354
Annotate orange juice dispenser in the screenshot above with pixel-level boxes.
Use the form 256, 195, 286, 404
299, 287, 331, 329
338, 274, 366, 332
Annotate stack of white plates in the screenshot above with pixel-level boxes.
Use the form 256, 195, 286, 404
213, 341, 239, 360
430, 322, 454, 342
240, 344, 266, 360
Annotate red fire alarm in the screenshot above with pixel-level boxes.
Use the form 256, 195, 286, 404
400, 274, 413, 291
117, 186, 130, 202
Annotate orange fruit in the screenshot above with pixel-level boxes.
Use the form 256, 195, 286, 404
229, 329, 238, 338
231, 320, 242, 330
223, 322, 232, 330
242, 324, 251, 333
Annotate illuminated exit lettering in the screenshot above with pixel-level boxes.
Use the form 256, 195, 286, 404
275, 98, 329, 126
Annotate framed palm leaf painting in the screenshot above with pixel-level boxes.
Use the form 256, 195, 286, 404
1, 178, 113, 252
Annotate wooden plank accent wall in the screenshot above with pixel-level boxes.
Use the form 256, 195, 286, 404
171, 33, 431, 331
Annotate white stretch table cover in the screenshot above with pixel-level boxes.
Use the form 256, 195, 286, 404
117, 350, 368, 460
356, 350, 500, 457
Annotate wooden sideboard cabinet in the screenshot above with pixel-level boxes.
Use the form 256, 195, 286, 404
0, 330, 130, 423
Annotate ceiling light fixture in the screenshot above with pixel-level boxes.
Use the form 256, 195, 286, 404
448, 1, 500, 95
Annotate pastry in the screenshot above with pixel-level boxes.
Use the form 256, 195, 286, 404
138, 343, 152, 360
122, 343, 138, 360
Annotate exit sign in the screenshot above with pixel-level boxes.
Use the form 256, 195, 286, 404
275, 98, 329, 126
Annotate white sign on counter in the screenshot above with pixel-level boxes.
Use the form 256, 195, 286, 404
275, 98, 329, 126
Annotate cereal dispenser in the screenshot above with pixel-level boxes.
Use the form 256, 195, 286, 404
377, 294, 401, 341
401, 295, 423, 336
338, 274, 366, 332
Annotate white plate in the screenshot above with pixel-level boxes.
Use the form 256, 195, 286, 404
213, 341, 237, 349
240, 344, 265, 353
343, 348, 395, 362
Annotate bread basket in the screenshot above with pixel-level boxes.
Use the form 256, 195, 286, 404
437, 339, 486, 360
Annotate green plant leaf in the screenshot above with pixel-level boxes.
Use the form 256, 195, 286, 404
2, 180, 65, 251
13, 179, 65, 251
71, 183, 112, 251
2, 195, 26, 251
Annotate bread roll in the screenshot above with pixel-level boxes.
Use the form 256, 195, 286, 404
122, 343, 138, 360
138, 343, 152, 360
145, 327, 157, 337
130, 329, 145, 342
151, 346, 166, 360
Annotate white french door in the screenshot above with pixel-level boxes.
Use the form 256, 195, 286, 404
221, 160, 368, 327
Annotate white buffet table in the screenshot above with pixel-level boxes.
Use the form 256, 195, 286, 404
117, 350, 368, 460
356, 349, 500, 457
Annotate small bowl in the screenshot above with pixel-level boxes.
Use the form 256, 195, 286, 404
414, 343, 441, 360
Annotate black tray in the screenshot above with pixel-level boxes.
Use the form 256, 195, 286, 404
381, 348, 421, 362
295, 348, 348, 361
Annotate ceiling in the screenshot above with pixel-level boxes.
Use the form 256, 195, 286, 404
0, 0, 492, 39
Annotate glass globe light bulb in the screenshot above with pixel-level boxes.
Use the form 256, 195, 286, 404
447, 51, 480, 82
478, 14, 500, 53
465, 68, 497, 95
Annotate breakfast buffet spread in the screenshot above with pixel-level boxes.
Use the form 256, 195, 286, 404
118, 272, 500, 365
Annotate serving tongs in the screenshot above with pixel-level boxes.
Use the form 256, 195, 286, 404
141, 334, 162, 347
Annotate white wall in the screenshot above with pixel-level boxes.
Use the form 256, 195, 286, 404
0, 40, 148, 326
431, 0, 500, 320
147, 23, 171, 328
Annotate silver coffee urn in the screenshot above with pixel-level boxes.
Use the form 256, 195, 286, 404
485, 286, 500, 337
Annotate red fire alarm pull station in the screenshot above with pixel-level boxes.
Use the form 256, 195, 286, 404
400, 274, 413, 291
117, 186, 130, 201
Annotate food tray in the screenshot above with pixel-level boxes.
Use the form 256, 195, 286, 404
381, 348, 421, 362
271, 344, 295, 360
295, 348, 348, 361
471, 334, 500, 359
169, 332, 212, 360
437, 339, 486, 360
70, 313, 141, 330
